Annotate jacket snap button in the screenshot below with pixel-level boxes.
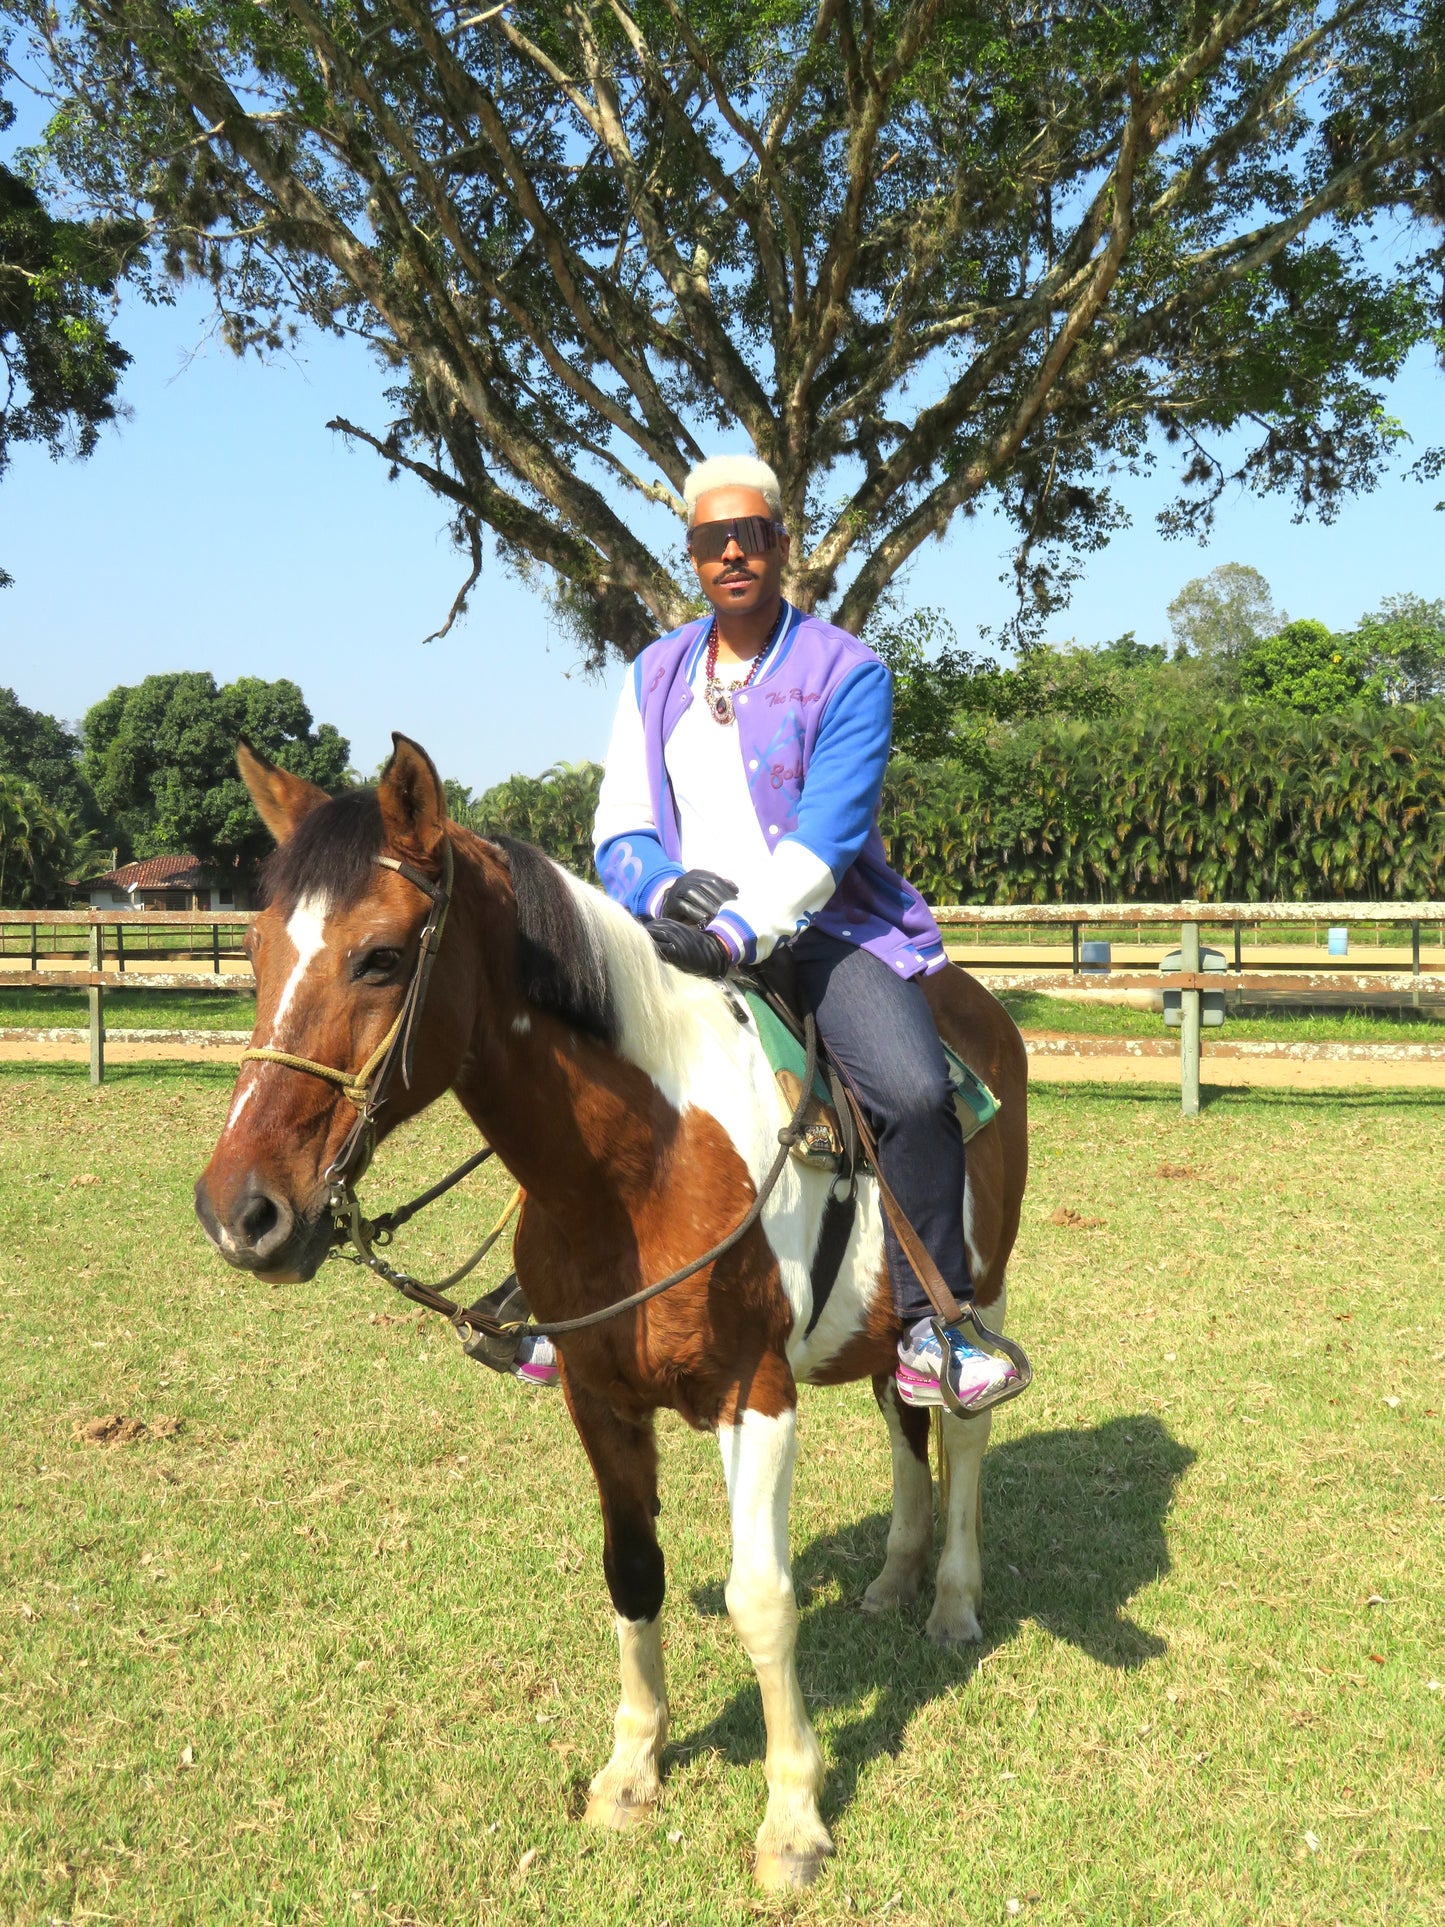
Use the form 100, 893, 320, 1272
768, 825, 779, 835
737, 694, 748, 705
749, 759, 759, 770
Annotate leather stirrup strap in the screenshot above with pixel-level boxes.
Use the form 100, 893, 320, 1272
830, 1065, 965, 1328
834, 1062, 1034, 1420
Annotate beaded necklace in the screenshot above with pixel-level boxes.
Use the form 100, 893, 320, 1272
703, 600, 788, 725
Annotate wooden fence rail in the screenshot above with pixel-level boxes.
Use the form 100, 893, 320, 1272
2, 903, 1442, 1108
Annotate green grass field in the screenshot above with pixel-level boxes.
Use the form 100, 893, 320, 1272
1, 1067, 1441, 1925
0, 989, 256, 1032
4, 985, 1444, 1049
995, 990, 1445, 1045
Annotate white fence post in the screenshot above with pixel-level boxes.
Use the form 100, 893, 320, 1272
1180, 918, 1201, 1117
88, 920, 105, 1086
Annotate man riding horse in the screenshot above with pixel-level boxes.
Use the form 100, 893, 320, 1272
195, 450, 1033, 1891
516, 453, 1026, 1416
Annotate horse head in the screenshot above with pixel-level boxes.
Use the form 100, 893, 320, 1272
195, 733, 464, 1282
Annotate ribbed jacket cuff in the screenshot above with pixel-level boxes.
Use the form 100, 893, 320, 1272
707, 909, 757, 966
644, 874, 679, 919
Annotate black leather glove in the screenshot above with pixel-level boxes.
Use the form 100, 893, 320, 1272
660, 868, 739, 926
645, 918, 731, 977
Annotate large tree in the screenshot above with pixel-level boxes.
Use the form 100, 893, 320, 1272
0, 683, 102, 825
12, 1, 1445, 659
82, 672, 351, 871
0, 54, 135, 587
1353, 593, 1445, 703
1166, 562, 1281, 664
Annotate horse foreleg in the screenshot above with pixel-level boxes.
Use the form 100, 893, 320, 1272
564, 1381, 669, 1829
861, 1376, 933, 1614
718, 1397, 832, 1890
926, 1281, 1006, 1645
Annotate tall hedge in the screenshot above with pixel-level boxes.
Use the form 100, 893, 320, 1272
882, 704, 1445, 903
461, 705, 1445, 905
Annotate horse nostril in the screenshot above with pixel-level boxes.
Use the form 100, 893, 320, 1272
238, 1190, 279, 1246
233, 1184, 294, 1260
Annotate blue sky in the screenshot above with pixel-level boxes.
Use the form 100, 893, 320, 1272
4, 231, 1442, 794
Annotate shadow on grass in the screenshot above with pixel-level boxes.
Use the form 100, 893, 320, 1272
676, 1413, 1194, 1827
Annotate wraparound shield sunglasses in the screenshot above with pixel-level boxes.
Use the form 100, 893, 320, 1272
686, 515, 786, 563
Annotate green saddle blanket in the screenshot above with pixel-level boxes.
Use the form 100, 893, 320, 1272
741, 989, 1000, 1146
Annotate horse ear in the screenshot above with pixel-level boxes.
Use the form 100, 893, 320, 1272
378, 734, 446, 861
236, 739, 331, 845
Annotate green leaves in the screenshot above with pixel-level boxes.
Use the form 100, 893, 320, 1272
0, 58, 138, 585
1350, 595, 1445, 705
877, 705, 1445, 904
1238, 620, 1368, 716
80, 673, 352, 874
0, 772, 77, 907
450, 761, 604, 882
13, 1, 1445, 656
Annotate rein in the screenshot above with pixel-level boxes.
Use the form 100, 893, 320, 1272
240, 834, 821, 1357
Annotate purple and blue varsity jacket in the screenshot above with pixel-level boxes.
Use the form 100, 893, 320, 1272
593, 603, 946, 978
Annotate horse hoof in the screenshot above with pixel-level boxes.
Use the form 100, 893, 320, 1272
755, 1846, 831, 1890
583, 1792, 653, 1831
926, 1601, 982, 1646
861, 1573, 922, 1615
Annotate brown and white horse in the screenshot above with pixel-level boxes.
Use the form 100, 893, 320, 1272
196, 736, 1029, 1890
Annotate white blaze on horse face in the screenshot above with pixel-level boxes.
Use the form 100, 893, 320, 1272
219, 894, 330, 1147
266, 896, 330, 1050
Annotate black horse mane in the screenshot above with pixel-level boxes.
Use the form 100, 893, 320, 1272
259, 788, 384, 912
494, 835, 617, 1047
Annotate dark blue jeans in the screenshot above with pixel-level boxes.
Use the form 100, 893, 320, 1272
790, 930, 971, 1326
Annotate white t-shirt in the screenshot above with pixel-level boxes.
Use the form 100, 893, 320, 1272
593, 625, 836, 959
666, 651, 776, 900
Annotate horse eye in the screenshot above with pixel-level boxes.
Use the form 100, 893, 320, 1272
356, 946, 402, 982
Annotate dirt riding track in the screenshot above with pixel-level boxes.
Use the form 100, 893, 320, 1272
5, 1032, 1445, 1094
1, 1063, 1440, 1924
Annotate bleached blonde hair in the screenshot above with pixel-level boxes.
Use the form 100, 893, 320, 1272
684, 453, 784, 527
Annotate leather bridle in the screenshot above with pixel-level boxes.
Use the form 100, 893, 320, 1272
240, 840, 455, 1202
237, 837, 517, 1310
233, 827, 820, 1345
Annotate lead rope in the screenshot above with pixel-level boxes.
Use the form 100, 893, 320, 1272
333, 1179, 524, 1318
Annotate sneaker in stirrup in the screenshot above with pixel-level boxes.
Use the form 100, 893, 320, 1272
895, 1316, 1020, 1413
511, 1330, 560, 1389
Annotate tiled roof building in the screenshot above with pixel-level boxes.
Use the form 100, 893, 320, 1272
75, 854, 249, 912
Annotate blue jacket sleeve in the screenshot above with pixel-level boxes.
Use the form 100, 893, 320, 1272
596, 831, 682, 920
593, 660, 683, 917
786, 658, 893, 879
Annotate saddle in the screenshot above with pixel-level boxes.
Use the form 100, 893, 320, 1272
462, 949, 1030, 1416
733, 954, 1001, 1174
